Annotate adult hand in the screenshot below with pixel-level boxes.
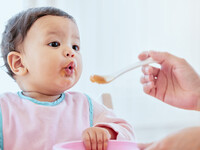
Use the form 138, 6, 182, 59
82, 127, 111, 150
137, 127, 200, 150
139, 51, 200, 110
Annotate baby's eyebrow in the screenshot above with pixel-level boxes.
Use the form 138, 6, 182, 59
45, 31, 80, 42
45, 31, 61, 36
72, 35, 80, 40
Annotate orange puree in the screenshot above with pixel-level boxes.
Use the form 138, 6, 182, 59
90, 75, 107, 84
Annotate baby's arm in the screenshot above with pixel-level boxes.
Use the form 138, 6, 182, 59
92, 99, 134, 140
82, 99, 134, 150
102, 126, 118, 139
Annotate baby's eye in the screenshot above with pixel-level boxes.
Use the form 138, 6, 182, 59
72, 45, 79, 51
48, 41, 60, 47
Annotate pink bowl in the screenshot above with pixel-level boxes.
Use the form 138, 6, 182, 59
53, 140, 140, 150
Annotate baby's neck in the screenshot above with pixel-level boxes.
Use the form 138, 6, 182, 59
22, 91, 62, 102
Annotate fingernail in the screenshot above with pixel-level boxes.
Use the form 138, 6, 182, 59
144, 51, 149, 57
145, 67, 149, 73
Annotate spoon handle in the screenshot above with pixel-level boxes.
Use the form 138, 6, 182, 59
113, 57, 156, 79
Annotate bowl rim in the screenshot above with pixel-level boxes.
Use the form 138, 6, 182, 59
53, 140, 138, 147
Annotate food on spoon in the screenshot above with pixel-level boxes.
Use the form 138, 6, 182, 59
90, 75, 108, 84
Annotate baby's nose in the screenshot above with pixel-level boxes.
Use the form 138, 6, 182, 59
66, 53, 74, 57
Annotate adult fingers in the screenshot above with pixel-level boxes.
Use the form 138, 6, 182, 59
143, 82, 155, 94
140, 75, 154, 84
138, 51, 150, 60
142, 65, 160, 77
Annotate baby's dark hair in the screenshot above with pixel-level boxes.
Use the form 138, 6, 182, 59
1, 7, 75, 78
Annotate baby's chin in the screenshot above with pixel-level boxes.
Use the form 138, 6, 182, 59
57, 80, 80, 93
49, 73, 81, 94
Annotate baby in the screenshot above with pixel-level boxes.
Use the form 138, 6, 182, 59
0, 7, 134, 150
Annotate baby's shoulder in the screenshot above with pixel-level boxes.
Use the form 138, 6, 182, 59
0, 92, 19, 107
0, 92, 18, 100
63, 91, 93, 104
64, 91, 87, 99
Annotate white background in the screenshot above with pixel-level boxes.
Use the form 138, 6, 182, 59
0, 0, 200, 142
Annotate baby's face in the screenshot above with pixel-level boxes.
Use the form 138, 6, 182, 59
21, 15, 82, 95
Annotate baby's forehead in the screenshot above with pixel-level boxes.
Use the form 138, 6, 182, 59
28, 15, 79, 37
33, 15, 74, 28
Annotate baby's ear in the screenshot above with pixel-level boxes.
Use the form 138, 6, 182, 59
7, 51, 27, 76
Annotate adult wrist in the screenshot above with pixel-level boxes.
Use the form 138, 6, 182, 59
196, 78, 200, 111
197, 89, 200, 111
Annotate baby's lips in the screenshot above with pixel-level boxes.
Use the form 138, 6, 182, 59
64, 61, 76, 76
65, 68, 73, 75
66, 61, 75, 69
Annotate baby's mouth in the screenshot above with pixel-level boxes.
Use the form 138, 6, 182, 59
64, 62, 75, 76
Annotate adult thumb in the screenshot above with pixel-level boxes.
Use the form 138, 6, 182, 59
149, 50, 181, 65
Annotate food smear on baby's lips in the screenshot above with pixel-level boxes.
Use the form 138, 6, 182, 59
90, 75, 107, 84
61, 69, 66, 77
60, 68, 73, 77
